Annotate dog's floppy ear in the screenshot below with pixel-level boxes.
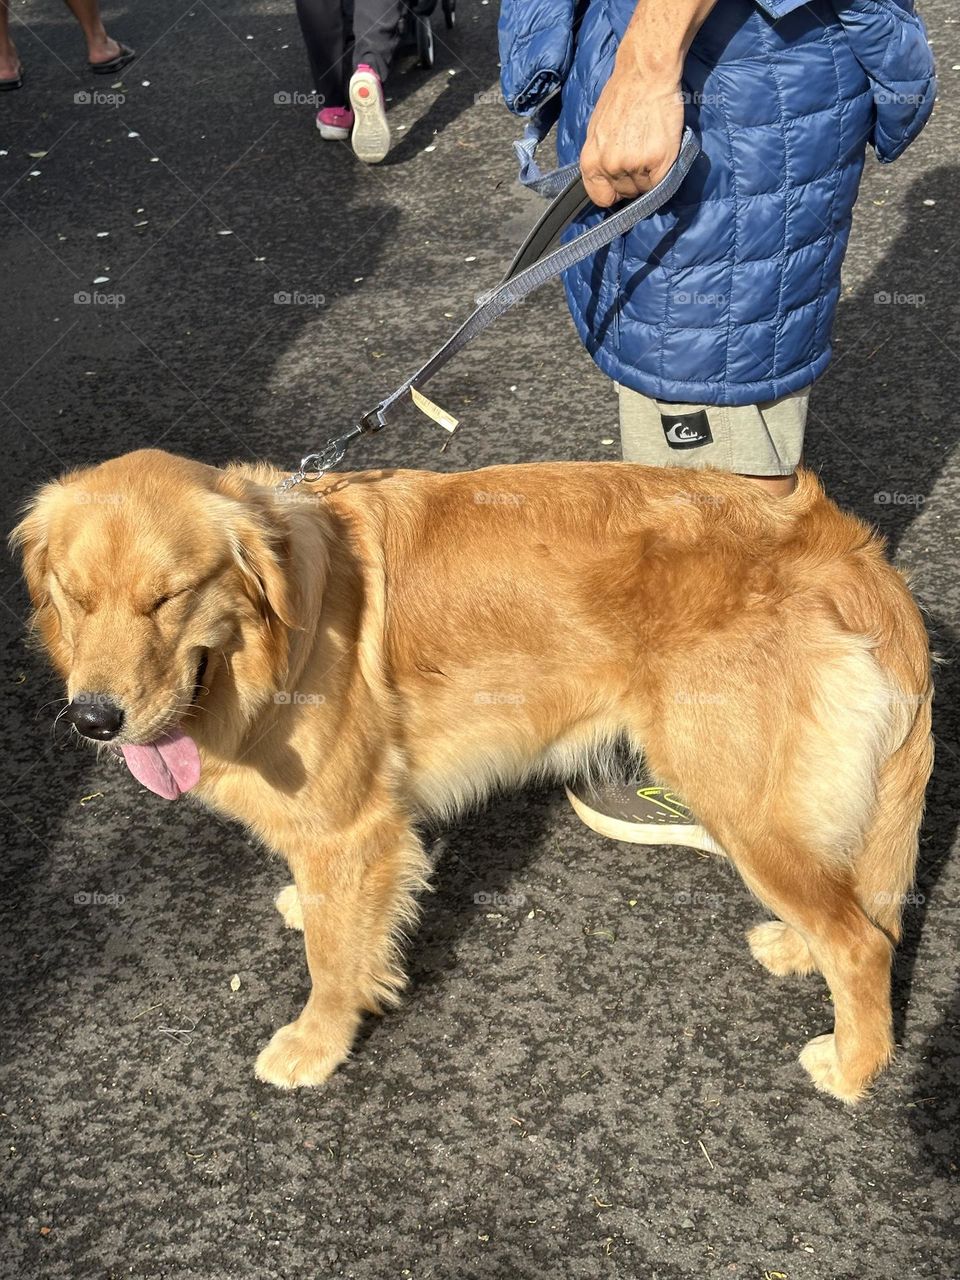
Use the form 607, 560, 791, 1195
215, 470, 298, 683
9, 481, 70, 669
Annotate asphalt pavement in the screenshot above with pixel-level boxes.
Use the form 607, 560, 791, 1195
1, 2, 958, 1277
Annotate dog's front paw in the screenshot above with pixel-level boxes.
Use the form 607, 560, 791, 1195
254, 1019, 351, 1089
274, 884, 304, 931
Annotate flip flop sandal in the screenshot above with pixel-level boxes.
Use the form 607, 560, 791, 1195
88, 43, 135, 75
0, 70, 23, 91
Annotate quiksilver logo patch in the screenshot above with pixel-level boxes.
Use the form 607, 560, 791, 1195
660, 409, 713, 450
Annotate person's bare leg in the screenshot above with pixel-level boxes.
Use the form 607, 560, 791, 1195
61, 0, 123, 64
0, 1, 22, 82
738, 471, 798, 498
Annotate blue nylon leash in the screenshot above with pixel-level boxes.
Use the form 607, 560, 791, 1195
278, 127, 700, 493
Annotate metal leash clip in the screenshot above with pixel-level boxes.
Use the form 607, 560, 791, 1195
276, 409, 386, 495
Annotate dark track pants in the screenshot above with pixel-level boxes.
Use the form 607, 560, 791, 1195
295, 0, 403, 107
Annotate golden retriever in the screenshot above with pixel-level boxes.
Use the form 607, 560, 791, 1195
11, 449, 933, 1101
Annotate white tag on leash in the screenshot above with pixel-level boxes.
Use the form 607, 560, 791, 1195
411, 386, 458, 434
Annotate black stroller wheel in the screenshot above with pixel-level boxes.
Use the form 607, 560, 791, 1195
416, 14, 435, 68
442, 0, 455, 29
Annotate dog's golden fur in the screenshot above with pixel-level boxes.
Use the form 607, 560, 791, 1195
12, 449, 933, 1101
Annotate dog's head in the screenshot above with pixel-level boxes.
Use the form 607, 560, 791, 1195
10, 449, 298, 798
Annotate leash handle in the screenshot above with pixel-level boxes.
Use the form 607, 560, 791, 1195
366, 126, 700, 430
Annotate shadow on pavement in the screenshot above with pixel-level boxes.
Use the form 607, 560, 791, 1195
811, 162, 960, 1177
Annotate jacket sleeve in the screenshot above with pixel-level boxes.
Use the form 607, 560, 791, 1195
756, 0, 936, 162
498, 0, 577, 116
830, 0, 937, 161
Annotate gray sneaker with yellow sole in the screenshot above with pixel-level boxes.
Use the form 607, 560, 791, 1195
566, 774, 725, 855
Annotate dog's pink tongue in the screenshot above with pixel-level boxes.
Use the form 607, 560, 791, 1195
120, 729, 201, 800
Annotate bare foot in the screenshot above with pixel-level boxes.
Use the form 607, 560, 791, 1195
0, 43, 22, 82
87, 35, 123, 65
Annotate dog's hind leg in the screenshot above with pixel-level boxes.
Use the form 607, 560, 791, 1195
726, 839, 895, 1102
647, 635, 923, 1102
782, 693, 930, 1099
744, 655, 932, 981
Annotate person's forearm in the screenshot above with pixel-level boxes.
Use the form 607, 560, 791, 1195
616, 0, 720, 84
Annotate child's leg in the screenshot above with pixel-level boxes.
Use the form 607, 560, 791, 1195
350, 0, 403, 82
296, 0, 349, 106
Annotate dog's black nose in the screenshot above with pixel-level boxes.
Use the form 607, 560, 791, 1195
66, 693, 125, 741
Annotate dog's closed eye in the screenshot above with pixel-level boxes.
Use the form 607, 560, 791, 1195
148, 586, 193, 614
51, 574, 92, 613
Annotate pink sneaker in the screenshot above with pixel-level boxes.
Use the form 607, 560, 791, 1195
316, 106, 354, 140
348, 64, 390, 163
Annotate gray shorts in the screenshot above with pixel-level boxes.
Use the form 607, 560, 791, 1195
618, 384, 809, 476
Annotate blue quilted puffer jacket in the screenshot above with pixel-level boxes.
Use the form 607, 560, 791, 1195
499, 0, 936, 405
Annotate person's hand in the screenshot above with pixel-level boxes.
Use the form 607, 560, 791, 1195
580, 67, 685, 207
